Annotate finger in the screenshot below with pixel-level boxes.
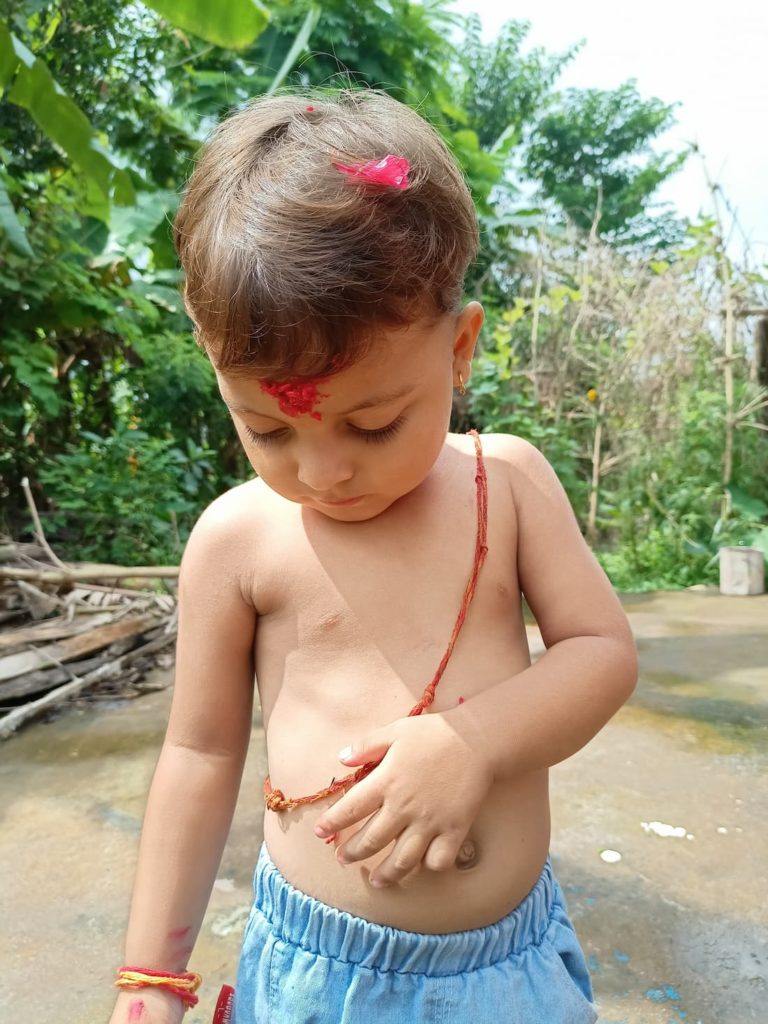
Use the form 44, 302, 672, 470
369, 830, 431, 887
423, 832, 464, 873
314, 780, 382, 839
336, 806, 405, 865
338, 730, 392, 768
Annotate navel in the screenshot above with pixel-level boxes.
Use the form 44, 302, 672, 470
455, 837, 480, 870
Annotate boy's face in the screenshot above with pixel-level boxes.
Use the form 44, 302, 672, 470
216, 303, 483, 522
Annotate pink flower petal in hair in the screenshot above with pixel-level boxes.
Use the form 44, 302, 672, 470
332, 154, 410, 190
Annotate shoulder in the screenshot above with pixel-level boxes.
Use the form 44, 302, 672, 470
180, 478, 278, 596
471, 433, 561, 497
447, 431, 538, 461
185, 477, 268, 549
446, 431, 559, 509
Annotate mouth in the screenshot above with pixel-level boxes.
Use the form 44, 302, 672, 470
314, 495, 366, 507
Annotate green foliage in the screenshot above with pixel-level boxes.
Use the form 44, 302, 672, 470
458, 17, 574, 151
0, 166, 34, 255
467, 311, 586, 510
526, 81, 686, 245
143, 0, 269, 50
467, 242, 768, 591
39, 424, 217, 564
0, 17, 135, 210
5, 0, 758, 595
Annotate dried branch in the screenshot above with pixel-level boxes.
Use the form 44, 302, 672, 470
0, 565, 179, 583
20, 477, 70, 570
0, 632, 176, 740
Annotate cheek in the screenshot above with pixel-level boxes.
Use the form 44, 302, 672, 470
246, 451, 291, 489
236, 425, 281, 474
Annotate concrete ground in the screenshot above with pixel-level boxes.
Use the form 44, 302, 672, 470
1, 590, 766, 1023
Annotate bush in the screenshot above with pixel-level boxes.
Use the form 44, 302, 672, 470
39, 424, 217, 565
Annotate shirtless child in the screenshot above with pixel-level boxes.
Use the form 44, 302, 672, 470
109, 90, 637, 1024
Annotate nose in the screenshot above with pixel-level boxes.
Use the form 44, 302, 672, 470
295, 442, 355, 494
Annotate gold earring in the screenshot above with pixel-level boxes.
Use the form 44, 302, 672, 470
457, 371, 467, 397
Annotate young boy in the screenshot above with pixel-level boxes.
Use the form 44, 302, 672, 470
109, 90, 637, 1024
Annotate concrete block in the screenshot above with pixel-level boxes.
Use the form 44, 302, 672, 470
718, 546, 765, 595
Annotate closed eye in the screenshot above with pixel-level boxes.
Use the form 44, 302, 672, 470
243, 416, 406, 446
243, 425, 287, 445
351, 415, 405, 443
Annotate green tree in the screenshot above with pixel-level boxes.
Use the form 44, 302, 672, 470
458, 17, 573, 151
525, 81, 686, 245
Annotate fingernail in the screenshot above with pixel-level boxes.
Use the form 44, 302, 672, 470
369, 877, 388, 888
314, 826, 329, 838
337, 746, 353, 762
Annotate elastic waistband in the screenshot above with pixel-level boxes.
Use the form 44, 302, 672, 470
253, 844, 558, 976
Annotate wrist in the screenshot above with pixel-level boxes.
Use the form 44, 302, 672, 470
115, 966, 202, 1012
113, 986, 186, 1024
441, 700, 500, 785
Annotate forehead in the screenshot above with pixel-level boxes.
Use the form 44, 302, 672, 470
217, 316, 453, 414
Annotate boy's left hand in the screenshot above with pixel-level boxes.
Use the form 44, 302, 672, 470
313, 712, 494, 887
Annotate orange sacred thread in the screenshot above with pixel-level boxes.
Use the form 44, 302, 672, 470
115, 967, 202, 1008
264, 429, 489, 813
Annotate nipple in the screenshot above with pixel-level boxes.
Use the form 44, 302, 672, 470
455, 838, 479, 870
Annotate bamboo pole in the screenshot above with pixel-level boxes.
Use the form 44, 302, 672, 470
530, 231, 544, 399
587, 404, 603, 547
0, 565, 179, 583
698, 154, 736, 518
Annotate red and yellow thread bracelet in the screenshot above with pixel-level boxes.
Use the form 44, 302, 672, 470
115, 967, 202, 1009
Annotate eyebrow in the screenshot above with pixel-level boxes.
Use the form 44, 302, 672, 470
338, 383, 414, 415
227, 383, 415, 418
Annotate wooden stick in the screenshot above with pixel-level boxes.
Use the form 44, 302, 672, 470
0, 613, 160, 682
0, 542, 46, 563
0, 651, 119, 700
0, 611, 116, 651
20, 477, 70, 570
725, 307, 768, 318
72, 581, 178, 599
0, 565, 179, 583
0, 633, 176, 740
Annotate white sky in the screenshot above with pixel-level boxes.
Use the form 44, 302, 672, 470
449, 0, 767, 264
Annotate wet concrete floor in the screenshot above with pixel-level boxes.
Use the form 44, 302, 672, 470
0, 590, 766, 1023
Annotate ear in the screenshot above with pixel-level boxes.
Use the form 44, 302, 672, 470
452, 301, 484, 384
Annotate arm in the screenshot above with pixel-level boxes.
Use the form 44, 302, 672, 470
314, 436, 637, 882
437, 435, 637, 779
109, 497, 257, 1024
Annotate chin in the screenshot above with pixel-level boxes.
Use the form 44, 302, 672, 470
310, 499, 391, 523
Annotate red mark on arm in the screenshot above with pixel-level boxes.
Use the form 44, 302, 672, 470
127, 998, 145, 1023
167, 925, 193, 965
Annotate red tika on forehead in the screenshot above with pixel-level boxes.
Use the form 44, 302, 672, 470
259, 376, 329, 420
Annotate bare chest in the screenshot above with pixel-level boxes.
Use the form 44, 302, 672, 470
249, 453, 525, 726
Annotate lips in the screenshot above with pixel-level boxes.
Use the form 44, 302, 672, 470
315, 495, 365, 507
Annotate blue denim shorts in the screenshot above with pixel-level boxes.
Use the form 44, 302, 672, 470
233, 844, 598, 1023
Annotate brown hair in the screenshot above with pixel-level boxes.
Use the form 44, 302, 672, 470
173, 89, 479, 380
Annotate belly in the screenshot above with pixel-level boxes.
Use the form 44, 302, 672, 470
258, 620, 548, 932
262, 768, 551, 933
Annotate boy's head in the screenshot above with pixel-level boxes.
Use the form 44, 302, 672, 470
173, 89, 480, 380
173, 89, 483, 520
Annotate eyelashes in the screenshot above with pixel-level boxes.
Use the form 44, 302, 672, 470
357, 415, 405, 444
243, 425, 285, 446
243, 415, 406, 447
